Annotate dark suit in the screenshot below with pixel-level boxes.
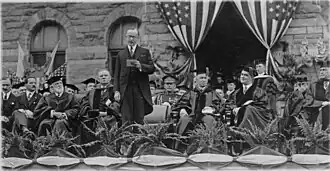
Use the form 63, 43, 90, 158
114, 45, 155, 125
33, 92, 80, 136
12, 91, 42, 134
309, 79, 330, 130
2, 92, 17, 130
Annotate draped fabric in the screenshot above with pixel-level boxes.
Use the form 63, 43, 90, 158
156, 0, 224, 73
233, 0, 299, 79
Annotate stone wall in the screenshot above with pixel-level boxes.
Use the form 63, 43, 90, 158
1, 1, 328, 88
281, 1, 329, 56
1, 2, 176, 88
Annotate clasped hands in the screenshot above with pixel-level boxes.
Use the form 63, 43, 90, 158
321, 101, 330, 107
51, 110, 68, 120
18, 109, 34, 119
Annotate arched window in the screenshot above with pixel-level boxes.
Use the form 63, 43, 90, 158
30, 20, 67, 71
107, 16, 141, 75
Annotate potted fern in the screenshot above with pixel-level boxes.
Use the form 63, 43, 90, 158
1, 129, 33, 159
32, 130, 85, 159
289, 116, 330, 155
229, 118, 287, 154
126, 123, 186, 157
85, 119, 136, 157
186, 122, 228, 155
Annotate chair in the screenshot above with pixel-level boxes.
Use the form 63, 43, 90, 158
144, 105, 171, 125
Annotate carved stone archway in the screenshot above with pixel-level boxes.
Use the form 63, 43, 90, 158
23, 7, 76, 51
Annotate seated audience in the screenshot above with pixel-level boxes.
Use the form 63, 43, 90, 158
226, 67, 271, 131
173, 70, 220, 136
34, 76, 80, 136
1, 78, 17, 131
12, 77, 42, 135
308, 61, 330, 130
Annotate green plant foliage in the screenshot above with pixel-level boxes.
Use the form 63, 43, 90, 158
229, 118, 286, 151
126, 123, 187, 156
1, 129, 33, 158
187, 122, 228, 154
289, 116, 330, 154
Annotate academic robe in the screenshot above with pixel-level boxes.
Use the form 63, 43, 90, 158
33, 92, 80, 136
308, 79, 330, 130
153, 90, 181, 106
114, 45, 155, 125
2, 92, 17, 131
227, 83, 271, 131
173, 87, 220, 135
12, 91, 42, 134
79, 84, 120, 144
254, 75, 278, 118
283, 90, 314, 134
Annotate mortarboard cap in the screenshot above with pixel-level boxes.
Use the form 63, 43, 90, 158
226, 78, 236, 84
65, 84, 79, 92
293, 75, 308, 83
81, 78, 99, 85
12, 82, 25, 89
162, 74, 178, 82
47, 76, 65, 85
191, 68, 207, 75
254, 59, 266, 66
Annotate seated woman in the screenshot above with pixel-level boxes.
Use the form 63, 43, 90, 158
226, 67, 271, 131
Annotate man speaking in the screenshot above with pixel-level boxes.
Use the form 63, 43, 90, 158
114, 28, 155, 125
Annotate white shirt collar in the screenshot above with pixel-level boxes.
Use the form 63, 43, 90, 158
243, 83, 253, 91
3, 92, 10, 98
128, 44, 137, 53
55, 91, 64, 97
27, 90, 35, 96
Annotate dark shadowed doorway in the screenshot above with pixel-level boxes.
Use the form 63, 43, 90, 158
195, 1, 267, 78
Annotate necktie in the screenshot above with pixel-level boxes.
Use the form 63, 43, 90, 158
130, 46, 134, 56
324, 81, 329, 90
27, 93, 32, 101
3, 93, 7, 100
243, 86, 247, 94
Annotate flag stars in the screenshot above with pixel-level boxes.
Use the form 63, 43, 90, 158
169, 19, 173, 23
276, 5, 280, 9
164, 4, 169, 8
282, 8, 286, 13
288, 3, 292, 8
283, 0, 287, 4
269, 7, 274, 12
184, 13, 189, 18
184, 5, 189, 10
166, 12, 170, 16
276, 13, 280, 17
177, 2, 181, 6
179, 17, 182, 22
178, 10, 181, 14
172, 6, 177, 10
287, 12, 291, 16
174, 14, 178, 18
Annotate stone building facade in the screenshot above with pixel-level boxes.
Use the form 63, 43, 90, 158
1, 1, 329, 89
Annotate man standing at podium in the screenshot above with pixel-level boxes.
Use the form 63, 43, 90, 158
114, 28, 155, 125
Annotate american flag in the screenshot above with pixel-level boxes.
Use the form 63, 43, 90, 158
234, 0, 298, 78
48, 62, 67, 78
157, 1, 223, 52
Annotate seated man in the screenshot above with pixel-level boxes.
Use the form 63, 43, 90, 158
254, 60, 278, 118
34, 76, 80, 136
79, 69, 120, 133
12, 77, 42, 135
283, 75, 314, 135
308, 61, 330, 130
153, 75, 181, 106
173, 70, 220, 136
65, 84, 79, 95
226, 67, 271, 131
1, 78, 17, 131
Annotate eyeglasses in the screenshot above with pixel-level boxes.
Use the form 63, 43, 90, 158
165, 82, 175, 85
